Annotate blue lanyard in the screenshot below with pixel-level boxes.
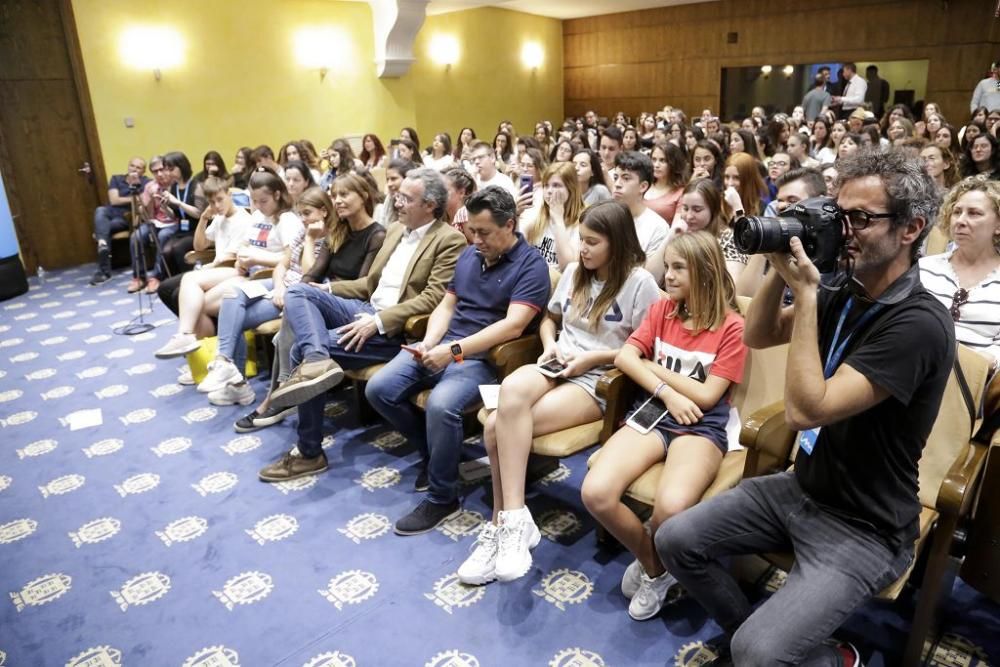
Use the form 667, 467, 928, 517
172, 179, 192, 220
823, 297, 884, 378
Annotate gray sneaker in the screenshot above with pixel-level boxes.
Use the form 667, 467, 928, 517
269, 359, 344, 410
155, 333, 201, 359
621, 558, 643, 599
628, 569, 677, 621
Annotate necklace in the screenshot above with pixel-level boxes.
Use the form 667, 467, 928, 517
678, 302, 690, 320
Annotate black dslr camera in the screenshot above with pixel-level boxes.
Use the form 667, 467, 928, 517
732, 196, 846, 273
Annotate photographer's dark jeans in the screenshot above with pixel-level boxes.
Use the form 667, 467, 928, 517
656, 471, 913, 666
92, 206, 129, 273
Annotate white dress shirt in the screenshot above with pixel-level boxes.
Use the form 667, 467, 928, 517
370, 220, 435, 333
840, 75, 868, 111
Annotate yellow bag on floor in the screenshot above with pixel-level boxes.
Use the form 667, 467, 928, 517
186, 332, 258, 384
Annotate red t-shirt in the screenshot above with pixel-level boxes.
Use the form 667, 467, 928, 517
626, 299, 747, 391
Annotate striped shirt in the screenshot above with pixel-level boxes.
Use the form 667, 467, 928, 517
918, 251, 1000, 362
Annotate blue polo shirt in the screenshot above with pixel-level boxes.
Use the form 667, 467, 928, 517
108, 174, 151, 212
443, 233, 550, 357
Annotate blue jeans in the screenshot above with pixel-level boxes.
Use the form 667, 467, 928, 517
131, 222, 178, 278
365, 352, 496, 504
656, 471, 914, 666
283, 283, 405, 456
93, 206, 129, 272
216, 280, 279, 372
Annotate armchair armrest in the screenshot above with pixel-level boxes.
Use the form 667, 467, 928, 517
404, 314, 429, 340
596, 369, 638, 444
184, 249, 215, 266
740, 400, 797, 478
251, 270, 273, 281
213, 258, 237, 269
938, 442, 989, 520
489, 335, 542, 380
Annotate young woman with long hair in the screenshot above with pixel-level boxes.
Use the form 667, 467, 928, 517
723, 152, 769, 217
690, 140, 724, 189
283, 160, 317, 205
581, 230, 747, 621
645, 141, 688, 223
359, 133, 387, 169
454, 127, 477, 162
457, 201, 662, 585
424, 133, 455, 171
920, 144, 960, 192
520, 162, 585, 271
573, 148, 612, 206
668, 178, 748, 284
810, 118, 836, 163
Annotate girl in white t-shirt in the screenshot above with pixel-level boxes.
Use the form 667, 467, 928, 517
458, 200, 661, 586
519, 162, 585, 271
154, 167, 302, 359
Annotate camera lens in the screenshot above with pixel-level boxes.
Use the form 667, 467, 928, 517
733, 217, 804, 254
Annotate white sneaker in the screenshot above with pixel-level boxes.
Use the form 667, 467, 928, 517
198, 359, 243, 393
457, 523, 499, 585
208, 382, 255, 406
177, 367, 195, 386
627, 568, 677, 621
494, 507, 542, 582
621, 558, 642, 599
155, 333, 200, 359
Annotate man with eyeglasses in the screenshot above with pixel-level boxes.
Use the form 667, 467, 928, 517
468, 140, 518, 199
658, 149, 954, 666
256, 167, 466, 482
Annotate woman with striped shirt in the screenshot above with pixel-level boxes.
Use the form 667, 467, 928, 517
919, 178, 1000, 370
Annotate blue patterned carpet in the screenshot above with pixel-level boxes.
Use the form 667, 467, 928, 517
0, 265, 997, 667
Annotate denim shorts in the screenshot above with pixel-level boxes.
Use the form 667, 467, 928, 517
627, 394, 730, 455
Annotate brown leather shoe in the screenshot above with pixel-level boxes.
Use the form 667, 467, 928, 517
269, 359, 344, 411
258, 450, 329, 482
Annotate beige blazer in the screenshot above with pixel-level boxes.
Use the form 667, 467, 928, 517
331, 220, 466, 337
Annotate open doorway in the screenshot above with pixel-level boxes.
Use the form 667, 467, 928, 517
720, 59, 930, 122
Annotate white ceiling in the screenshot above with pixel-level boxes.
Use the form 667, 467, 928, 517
426, 0, 712, 19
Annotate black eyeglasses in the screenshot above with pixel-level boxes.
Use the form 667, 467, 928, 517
950, 288, 969, 322
841, 208, 898, 231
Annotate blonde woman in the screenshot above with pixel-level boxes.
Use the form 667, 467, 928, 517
520, 162, 585, 271
582, 231, 747, 621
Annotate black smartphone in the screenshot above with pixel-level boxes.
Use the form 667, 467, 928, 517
519, 173, 533, 194
626, 396, 669, 434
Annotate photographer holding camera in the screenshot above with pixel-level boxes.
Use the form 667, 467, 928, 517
655, 149, 955, 666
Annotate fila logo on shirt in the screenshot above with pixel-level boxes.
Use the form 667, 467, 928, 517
562, 298, 623, 322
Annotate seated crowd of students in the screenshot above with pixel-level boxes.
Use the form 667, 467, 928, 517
85, 102, 1000, 663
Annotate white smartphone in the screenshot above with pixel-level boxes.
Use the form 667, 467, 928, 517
536, 359, 567, 378
626, 395, 669, 435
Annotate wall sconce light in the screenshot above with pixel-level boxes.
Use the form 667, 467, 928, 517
782, 65, 794, 78
119, 26, 185, 81
760, 65, 773, 78
521, 42, 544, 70
294, 27, 350, 82
429, 34, 459, 69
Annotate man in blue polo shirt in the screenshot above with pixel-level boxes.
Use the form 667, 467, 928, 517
366, 185, 551, 536
89, 156, 150, 285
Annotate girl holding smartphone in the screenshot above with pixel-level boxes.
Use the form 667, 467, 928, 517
457, 201, 661, 586
581, 230, 747, 622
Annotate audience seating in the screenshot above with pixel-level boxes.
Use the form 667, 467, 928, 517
739, 343, 993, 667
585, 296, 788, 512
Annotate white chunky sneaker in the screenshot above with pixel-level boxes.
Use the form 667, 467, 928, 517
494, 507, 541, 582
621, 558, 643, 599
457, 522, 500, 585
208, 381, 255, 407
198, 358, 243, 393
627, 568, 677, 621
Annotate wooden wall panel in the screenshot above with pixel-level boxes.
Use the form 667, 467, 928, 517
564, 0, 1000, 123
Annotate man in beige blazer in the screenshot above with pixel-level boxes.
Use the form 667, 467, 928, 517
258, 168, 466, 482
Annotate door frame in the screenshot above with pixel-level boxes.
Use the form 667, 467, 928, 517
0, 0, 108, 273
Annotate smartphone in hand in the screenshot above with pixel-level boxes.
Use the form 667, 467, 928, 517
536, 358, 567, 378
519, 173, 533, 194
401, 344, 423, 359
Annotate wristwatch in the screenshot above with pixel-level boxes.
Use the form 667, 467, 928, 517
450, 343, 464, 364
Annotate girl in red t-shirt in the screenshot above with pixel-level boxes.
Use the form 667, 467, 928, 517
582, 230, 748, 622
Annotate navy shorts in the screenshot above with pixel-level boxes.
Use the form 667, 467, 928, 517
627, 394, 730, 455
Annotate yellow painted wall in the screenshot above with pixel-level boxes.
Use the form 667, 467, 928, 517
71, 0, 563, 178
414, 8, 564, 146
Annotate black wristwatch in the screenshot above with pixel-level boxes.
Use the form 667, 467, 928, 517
450, 343, 464, 364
